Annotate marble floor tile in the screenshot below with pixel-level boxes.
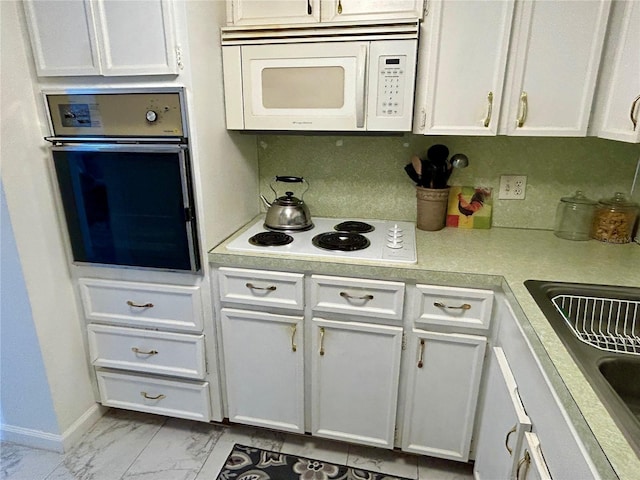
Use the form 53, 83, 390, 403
417, 455, 474, 480
0, 443, 63, 480
121, 418, 225, 480
46, 410, 165, 480
280, 433, 350, 466
347, 444, 420, 479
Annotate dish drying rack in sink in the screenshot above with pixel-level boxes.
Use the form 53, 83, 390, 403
552, 293, 640, 355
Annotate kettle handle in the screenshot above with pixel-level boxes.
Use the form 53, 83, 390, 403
270, 176, 310, 199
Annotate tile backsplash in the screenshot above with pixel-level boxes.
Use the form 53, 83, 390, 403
258, 134, 640, 230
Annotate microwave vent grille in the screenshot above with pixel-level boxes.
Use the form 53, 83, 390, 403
221, 19, 419, 45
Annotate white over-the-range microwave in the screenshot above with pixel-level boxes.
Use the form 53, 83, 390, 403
221, 20, 419, 132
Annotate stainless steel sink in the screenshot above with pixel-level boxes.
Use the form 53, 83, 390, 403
525, 280, 640, 455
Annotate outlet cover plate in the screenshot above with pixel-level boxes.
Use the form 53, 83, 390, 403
499, 175, 527, 200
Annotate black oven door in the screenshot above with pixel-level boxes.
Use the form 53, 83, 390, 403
52, 144, 200, 272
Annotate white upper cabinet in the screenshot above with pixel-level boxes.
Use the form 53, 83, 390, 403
502, 0, 611, 136
226, 0, 423, 25
414, 0, 515, 135
592, 0, 640, 143
415, 0, 611, 137
24, 0, 178, 77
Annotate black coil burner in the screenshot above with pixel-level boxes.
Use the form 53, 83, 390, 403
249, 231, 294, 247
312, 232, 371, 252
334, 221, 375, 234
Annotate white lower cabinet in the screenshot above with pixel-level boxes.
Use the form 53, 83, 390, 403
219, 308, 305, 433
474, 347, 532, 480
310, 317, 403, 448
515, 432, 552, 480
401, 329, 486, 461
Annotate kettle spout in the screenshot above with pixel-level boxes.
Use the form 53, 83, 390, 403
260, 194, 272, 210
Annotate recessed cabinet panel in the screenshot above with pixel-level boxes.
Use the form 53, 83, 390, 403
311, 275, 405, 321
311, 317, 403, 448
79, 278, 204, 332
401, 329, 486, 461
220, 308, 305, 433
414, 284, 493, 331
96, 370, 211, 421
218, 267, 304, 311
87, 324, 206, 380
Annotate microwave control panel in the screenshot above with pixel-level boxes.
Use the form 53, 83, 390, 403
376, 55, 407, 118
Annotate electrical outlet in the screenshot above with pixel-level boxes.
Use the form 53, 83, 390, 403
499, 175, 527, 200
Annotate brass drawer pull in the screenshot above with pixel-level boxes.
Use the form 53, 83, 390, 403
246, 282, 277, 291
516, 91, 528, 128
319, 327, 325, 356
417, 339, 425, 368
340, 292, 374, 301
631, 94, 640, 130
131, 347, 158, 356
434, 302, 471, 310
290, 324, 298, 352
127, 301, 154, 308
516, 450, 531, 480
483, 91, 494, 127
140, 391, 165, 400
505, 425, 517, 454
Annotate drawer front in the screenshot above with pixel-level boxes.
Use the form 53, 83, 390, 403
218, 267, 304, 311
414, 285, 493, 330
79, 278, 203, 332
88, 324, 206, 380
310, 275, 405, 321
96, 370, 211, 422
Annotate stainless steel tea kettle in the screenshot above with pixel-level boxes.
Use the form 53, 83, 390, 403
260, 176, 313, 231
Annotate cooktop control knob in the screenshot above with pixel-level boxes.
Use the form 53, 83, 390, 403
145, 110, 158, 123
387, 224, 404, 249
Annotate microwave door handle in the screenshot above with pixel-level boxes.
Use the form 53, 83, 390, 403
356, 44, 367, 129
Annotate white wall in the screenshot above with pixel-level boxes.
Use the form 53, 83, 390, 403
0, 0, 99, 450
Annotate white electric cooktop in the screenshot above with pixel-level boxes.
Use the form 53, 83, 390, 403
226, 217, 417, 264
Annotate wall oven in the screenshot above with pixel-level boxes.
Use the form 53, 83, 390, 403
44, 88, 200, 272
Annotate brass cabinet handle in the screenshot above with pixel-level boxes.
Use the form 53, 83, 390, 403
307, 0, 312, 15
319, 327, 325, 356
505, 425, 517, 454
417, 339, 425, 368
516, 450, 531, 480
140, 391, 165, 400
131, 347, 158, 356
246, 282, 276, 291
483, 91, 494, 127
434, 302, 471, 310
630, 94, 640, 130
340, 292, 374, 301
516, 91, 528, 127
337, 0, 342, 14
290, 324, 298, 352
127, 300, 154, 308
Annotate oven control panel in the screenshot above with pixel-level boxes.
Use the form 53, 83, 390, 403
45, 89, 186, 138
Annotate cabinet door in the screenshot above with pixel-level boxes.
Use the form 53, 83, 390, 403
401, 329, 486, 461
23, 0, 101, 76
93, 0, 177, 75
220, 308, 305, 433
503, 0, 610, 136
228, 0, 321, 25
514, 432, 552, 480
596, 1, 640, 143
320, 0, 423, 22
311, 317, 402, 448
474, 347, 532, 480
414, 0, 514, 135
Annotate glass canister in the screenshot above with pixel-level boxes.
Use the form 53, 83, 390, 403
554, 191, 596, 241
591, 192, 640, 244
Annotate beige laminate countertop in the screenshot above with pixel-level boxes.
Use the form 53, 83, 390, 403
209, 218, 640, 479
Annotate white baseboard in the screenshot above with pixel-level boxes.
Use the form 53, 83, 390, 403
0, 403, 105, 453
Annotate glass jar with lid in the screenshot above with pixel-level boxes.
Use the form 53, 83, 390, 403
591, 192, 639, 244
554, 191, 596, 241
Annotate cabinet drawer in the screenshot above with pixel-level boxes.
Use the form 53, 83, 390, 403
96, 370, 211, 422
414, 285, 493, 331
218, 268, 304, 311
79, 278, 203, 332
88, 324, 206, 380
310, 275, 405, 321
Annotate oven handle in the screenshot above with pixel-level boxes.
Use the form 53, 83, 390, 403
45, 136, 186, 144
49, 143, 187, 153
